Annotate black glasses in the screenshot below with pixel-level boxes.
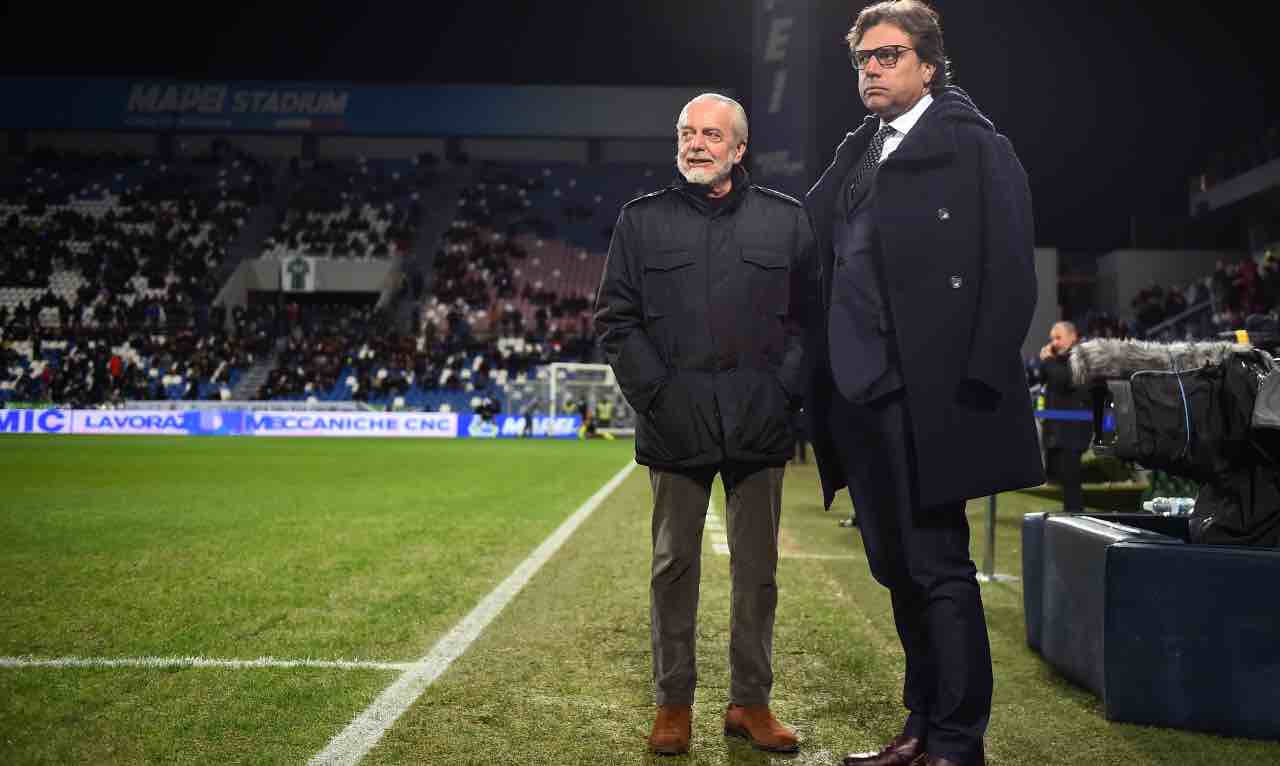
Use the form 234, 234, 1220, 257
850, 44, 914, 70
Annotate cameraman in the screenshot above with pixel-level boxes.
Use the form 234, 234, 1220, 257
1039, 321, 1091, 512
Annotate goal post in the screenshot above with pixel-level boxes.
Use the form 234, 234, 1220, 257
548, 362, 634, 436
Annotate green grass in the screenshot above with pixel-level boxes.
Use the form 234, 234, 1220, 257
2, 436, 1277, 764
0, 436, 634, 763
365, 461, 1280, 765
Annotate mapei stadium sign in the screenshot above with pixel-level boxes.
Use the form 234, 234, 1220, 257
0, 79, 710, 138
127, 84, 350, 117
0, 409, 580, 440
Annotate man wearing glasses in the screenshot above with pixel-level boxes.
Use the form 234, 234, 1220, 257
802, 2, 1043, 765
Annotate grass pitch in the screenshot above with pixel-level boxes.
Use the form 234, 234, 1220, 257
1, 435, 1276, 764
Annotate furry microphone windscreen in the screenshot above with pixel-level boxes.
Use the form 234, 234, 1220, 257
1068, 339, 1251, 386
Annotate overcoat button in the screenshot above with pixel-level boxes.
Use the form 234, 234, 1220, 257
937, 207, 950, 221
951, 275, 963, 289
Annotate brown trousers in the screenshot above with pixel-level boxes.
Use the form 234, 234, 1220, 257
649, 464, 785, 706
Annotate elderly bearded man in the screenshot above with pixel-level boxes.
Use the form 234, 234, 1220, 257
594, 93, 816, 756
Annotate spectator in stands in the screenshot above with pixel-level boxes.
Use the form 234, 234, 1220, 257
473, 394, 499, 422
596, 92, 810, 756
1039, 321, 1091, 513
1163, 283, 1187, 320
803, 5, 1043, 765
1132, 283, 1166, 334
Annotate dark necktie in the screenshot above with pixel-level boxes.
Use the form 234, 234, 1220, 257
848, 123, 895, 205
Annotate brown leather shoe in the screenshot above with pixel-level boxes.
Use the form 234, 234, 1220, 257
648, 704, 692, 755
843, 735, 923, 765
722, 704, 799, 753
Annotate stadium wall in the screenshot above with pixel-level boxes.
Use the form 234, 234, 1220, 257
316, 136, 446, 160
21, 130, 302, 159
10, 128, 673, 167
218, 258, 398, 309
0, 79, 725, 139
1025, 248, 1060, 360
28, 130, 155, 155
176, 133, 302, 158
1190, 158, 1280, 215
600, 139, 675, 165
1095, 249, 1239, 322
461, 137, 589, 164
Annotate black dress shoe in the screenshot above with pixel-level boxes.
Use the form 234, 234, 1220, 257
843, 735, 922, 766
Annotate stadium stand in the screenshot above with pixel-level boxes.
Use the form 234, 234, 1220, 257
260, 155, 432, 260
0, 145, 670, 415
0, 145, 274, 405
1194, 118, 1280, 192
407, 161, 666, 413
1119, 248, 1280, 342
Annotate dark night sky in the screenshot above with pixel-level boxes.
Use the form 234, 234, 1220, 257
0, 1, 1274, 254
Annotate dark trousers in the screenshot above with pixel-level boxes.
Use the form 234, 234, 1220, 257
828, 389, 991, 765
1047, 447, 1084, 512
649, 464, 785, 706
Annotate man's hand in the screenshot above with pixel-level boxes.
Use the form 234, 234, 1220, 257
1039, 342, 1056, 361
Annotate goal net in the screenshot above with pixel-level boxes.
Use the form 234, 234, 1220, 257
548, 362, 634, 435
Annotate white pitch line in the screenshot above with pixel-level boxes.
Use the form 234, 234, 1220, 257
0, 655, 414, 671
706, 495, 730, 555
308, 459, 639, 766
707, 496, 859, 561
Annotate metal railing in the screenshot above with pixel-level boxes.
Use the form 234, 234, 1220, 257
1141, 300, 1214, 341
120, 400, 374, 412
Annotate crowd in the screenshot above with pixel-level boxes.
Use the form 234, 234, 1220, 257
1205, 252, 1280, 331
430, 167, 602, 344
0, 304, 274, 406
261, 156, 432, 259
1, 145, 269, 306
257, 297, 594, 410
258, 302, 401, 401
1, 150, 653, 412
0, 146, 279, 405
1128, 279, 1208, 336
1123, 251, 1280, 339
432, 225, 594, 338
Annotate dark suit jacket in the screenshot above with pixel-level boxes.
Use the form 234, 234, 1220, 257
804, 87, 1046, 509
1041, 349, 1093, 451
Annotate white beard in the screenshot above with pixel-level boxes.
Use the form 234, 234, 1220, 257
678, 160, 732, 186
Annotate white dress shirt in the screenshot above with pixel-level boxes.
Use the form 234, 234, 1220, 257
876, 92, 933, 163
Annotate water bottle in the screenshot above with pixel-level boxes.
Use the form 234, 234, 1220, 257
1142, 496, 1195, 516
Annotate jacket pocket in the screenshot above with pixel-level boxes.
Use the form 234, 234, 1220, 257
741, 248, 790, 316
640, 376, 701, 462
731, 370, 794, 457
642, 250, 696, 319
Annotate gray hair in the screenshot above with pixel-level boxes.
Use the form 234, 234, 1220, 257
676, 93, 749, 145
